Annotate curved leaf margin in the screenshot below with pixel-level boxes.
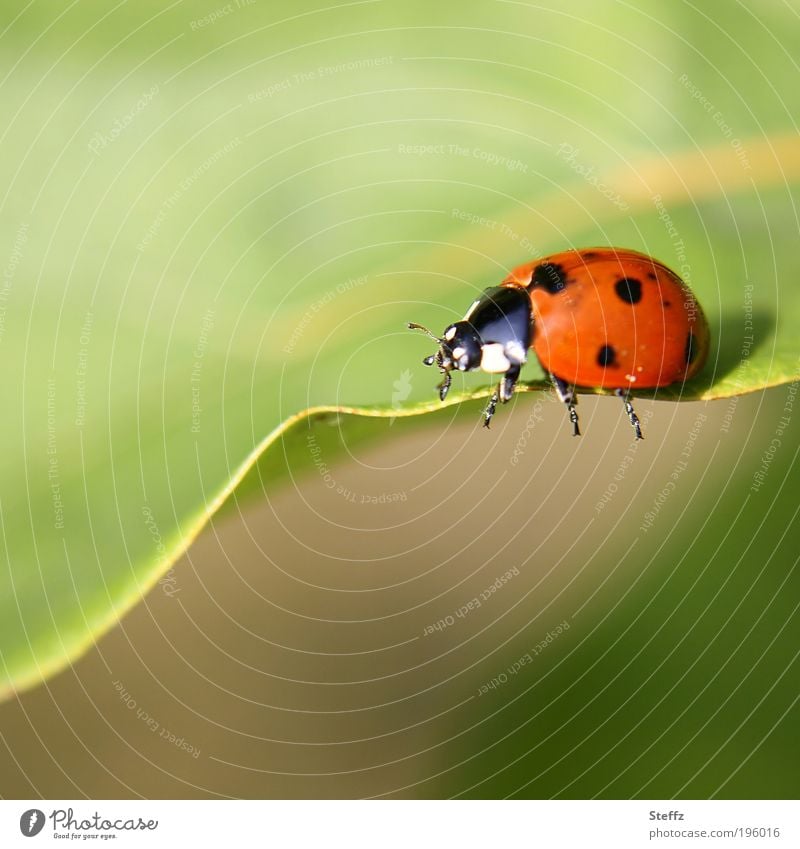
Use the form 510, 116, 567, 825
2, 373, 796, 701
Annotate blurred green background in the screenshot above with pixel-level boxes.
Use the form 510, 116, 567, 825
0, 0, 798, 798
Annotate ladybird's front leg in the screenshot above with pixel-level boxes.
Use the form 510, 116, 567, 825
483, 389, 499, 428
483, 364, 520, 429
500, 363, 520, 403
551, 373, 580, 437
437, 368, 452, 402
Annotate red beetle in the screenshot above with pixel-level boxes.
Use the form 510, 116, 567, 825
410, 247, 709, 438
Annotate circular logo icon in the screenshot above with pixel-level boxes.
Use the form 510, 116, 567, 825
19, 809, 45, 837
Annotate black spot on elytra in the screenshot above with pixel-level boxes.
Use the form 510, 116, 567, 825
597, 344, 618, 367
646, 271, 657, 281
662, 299, 672, 307
685, 332, 698, 365
530, 262, 568, 293
615, 276, 642, 304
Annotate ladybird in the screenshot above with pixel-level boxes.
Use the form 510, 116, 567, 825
409, 247, 709, 439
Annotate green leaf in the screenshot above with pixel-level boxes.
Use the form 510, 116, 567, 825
2, 0, 799, 698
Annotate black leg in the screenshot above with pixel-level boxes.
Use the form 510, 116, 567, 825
437, 369, 452, 402
551, 373, 580, 436
500, 364, 521, 403
483, 389, 499, 428
484, 365, 521, 428
615, 388, 643, 439
431, 350, 452, 402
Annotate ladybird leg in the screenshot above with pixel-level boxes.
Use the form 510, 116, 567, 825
551, 373, 580, 437
484, 365, 520, 428
483, 388, 499, 428
437, 369, 452, 402
615, 388, 643, 440
499, 364, 521, 403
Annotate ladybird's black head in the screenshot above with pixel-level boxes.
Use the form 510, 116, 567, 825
439, 321, 483, 372
408, 320, 482, 401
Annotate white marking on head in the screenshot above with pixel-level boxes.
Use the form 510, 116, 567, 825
480, 343, 511, 374
444, 326, 457, 341
451, 346, 471, 370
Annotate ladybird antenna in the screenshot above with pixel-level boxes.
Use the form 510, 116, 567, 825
407, 322, 443, 344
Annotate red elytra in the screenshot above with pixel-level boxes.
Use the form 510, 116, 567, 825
501, 247, 709, 389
